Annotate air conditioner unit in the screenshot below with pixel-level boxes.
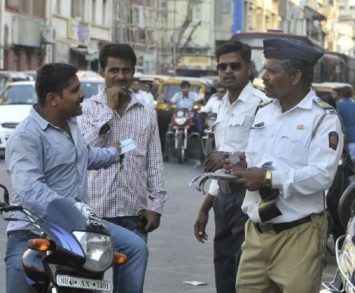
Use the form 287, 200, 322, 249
41, 25, 55, 44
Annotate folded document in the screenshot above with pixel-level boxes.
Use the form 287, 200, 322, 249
189, 169, 239, 194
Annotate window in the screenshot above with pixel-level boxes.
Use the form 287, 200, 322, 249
5, 0, 45, 18
55, 0, 61, 14
92, 0, 96, 23
222, 0, 232, 13
6, 0, 20, 9
33, 0, 45, 18
72, 0, 81, 17
102, 0, 107, 25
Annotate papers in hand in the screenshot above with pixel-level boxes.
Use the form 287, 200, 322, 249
189, 169, 239, 194
118, 139, 136, 155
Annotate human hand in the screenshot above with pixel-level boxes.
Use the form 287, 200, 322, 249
223, 153, 247, 175
111, 141, 121, 153
106, 86, 128, 109
194, 210, 209, 243
235, 168, 267, 191
139, 210, 161, 233
204, 151, 231, 172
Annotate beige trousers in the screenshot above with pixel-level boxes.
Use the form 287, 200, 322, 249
236, 213, 327, 293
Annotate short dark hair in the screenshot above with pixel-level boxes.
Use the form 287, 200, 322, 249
180, 80, 190, 88
99, 43, 137, 69
215, 40, 251, 63
132, 77, 140, 83
35, 63, 77, 107
342, 86, 353, 98
279, 59, 314, 87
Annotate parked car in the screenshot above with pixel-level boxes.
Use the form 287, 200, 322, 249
0, 71, 34, 93
0, 77, 105, 157
312, 82, 353, 98
0, 81, 36, 156
80, 77, 105, 99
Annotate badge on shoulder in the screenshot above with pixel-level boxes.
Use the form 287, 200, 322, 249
328, 131, 339, 150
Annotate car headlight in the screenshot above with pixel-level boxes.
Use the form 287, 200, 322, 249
73, 231, 113, 272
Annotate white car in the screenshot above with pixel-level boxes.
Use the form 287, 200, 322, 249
0, 78, 105, 156
0, 81, 36, 156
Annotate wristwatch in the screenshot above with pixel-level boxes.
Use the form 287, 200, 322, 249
265, 170, 272, 187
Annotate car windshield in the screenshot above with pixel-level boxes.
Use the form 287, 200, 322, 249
81, 81, 105, 99
0, 84, 37, 105
162, 84, 201, 102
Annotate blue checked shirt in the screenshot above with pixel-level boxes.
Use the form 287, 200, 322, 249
77, 90, 168, 217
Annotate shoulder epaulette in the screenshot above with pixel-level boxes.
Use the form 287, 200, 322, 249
258, 99, 274, 108
254, 99, 274, 116
313, 99, 334, 111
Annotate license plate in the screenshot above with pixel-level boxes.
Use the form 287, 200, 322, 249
56, 274, 111, 292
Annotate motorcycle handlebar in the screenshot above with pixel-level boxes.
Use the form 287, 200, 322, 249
0, 184, 10, 204
0, 204, 23, 213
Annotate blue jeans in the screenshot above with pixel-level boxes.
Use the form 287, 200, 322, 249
6, 222, 148, 293
104, 216, 148, 243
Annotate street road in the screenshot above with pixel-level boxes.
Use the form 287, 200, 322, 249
0, 159, 337, 292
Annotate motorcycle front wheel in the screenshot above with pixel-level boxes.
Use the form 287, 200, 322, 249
177, 134, 184, 164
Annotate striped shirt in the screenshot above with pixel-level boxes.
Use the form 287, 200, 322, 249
77, 90, 168, 217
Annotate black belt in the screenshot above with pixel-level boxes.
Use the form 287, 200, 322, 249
254, 211, 324, 234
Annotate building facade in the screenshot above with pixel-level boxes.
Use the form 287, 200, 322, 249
0, 0, 354, 72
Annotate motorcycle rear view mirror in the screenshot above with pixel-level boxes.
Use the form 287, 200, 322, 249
338, 182, 355, 228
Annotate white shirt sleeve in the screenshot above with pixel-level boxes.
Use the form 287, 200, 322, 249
201, 100, 213, 113
170, 93, 179, 104
207, 179, 220, 196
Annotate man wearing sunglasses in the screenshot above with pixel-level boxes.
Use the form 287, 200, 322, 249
201, 82, 225, 114
194, 40, 267, 293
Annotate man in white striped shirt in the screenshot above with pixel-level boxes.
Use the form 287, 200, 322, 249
77, 44, 168, 247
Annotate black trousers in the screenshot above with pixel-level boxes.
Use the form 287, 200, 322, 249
213, 189, 248, 293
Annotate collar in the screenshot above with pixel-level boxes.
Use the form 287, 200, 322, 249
91, 89, 145, 108
30, 104, 76, 130
273, 89, 316, 111
222, 81, 254, 105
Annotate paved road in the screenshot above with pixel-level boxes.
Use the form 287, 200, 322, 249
0, 159, 337, 292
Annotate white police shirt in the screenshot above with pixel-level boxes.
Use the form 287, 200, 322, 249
201, 95, 222, 114
242, 90, 344, 223
208, 81, 266, 195
134, 90, 155, 108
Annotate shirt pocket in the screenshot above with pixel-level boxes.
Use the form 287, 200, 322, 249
226, 116, 253, 148
273, 127, 311, 166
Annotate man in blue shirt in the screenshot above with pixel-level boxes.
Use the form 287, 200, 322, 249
170, 80, 200, 109
337, 86, 355, 162
5, 63, 148, 293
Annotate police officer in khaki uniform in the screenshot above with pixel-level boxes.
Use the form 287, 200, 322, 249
193, 40, 266, 293
227, 38, 344, 293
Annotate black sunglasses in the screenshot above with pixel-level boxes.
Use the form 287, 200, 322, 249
216, 62, 241, 71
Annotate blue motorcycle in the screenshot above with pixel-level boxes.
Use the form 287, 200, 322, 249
0, 184, 126, 293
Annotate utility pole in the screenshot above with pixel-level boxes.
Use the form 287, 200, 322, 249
172, 0, 177, 75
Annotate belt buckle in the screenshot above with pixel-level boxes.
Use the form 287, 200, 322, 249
258, 222, 276, 234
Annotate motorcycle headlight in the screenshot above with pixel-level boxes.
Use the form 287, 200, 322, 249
73, 231, 113, 272
175, 117, 187, 125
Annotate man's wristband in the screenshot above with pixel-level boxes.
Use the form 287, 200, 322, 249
265, 170, 272, 187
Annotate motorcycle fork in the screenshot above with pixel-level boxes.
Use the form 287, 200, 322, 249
174, 128, 187, 150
